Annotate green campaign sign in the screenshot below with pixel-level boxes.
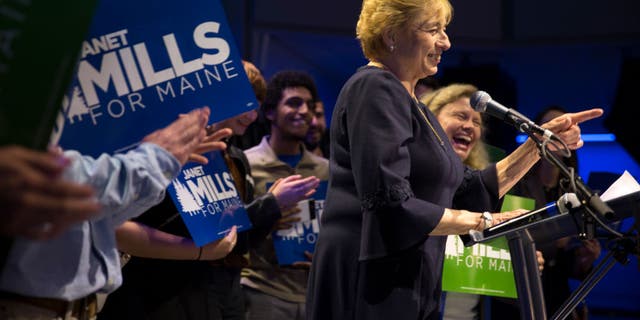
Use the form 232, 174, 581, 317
442, 194, 535, 298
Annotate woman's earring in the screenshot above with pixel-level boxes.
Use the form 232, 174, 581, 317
389, 44, 395, 52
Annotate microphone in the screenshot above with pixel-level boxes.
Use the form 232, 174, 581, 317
464, 193, 582, 245
470, 90, 555, 140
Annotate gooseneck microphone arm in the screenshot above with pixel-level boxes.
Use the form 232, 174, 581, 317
470, 90, 616, 238
505, 109, 556, 140
470, 90, 557, 140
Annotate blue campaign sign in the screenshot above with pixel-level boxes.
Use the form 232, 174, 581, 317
54, 0, 257, 157
313, 180, 328, 200
167, 150, 252, 246
272, 180, 328, 265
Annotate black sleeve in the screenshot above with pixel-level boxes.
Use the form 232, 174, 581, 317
343, 70, 445, 260
453, 165, 500, 212
246, 192, 281, 246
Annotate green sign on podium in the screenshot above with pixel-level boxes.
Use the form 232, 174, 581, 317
442, 194, 535, 298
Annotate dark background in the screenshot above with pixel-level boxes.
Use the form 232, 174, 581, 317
221, 1, 640, 318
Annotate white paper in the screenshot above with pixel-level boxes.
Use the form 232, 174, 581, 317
600, 170, 640, 201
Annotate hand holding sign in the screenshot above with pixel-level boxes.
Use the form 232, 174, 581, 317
200, 225, 238, 260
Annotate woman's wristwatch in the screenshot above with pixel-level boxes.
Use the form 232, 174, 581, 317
481, 211, 493, 229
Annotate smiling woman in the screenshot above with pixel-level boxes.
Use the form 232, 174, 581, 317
422, 83, 489, 170
305, 0, 603, 319
356, 0, 451, 87
305, 1, 493, 319
421, 83, 489, 319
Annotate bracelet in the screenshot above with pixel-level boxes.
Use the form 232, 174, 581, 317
481, 211, 493, 230
197, 247, 203, 260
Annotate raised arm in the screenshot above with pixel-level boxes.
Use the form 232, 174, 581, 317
495, 108, 603, 197
430, 108, 603, 236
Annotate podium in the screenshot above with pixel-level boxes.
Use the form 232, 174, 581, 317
463, 191, 640, 320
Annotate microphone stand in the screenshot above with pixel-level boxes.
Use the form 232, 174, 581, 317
520, 122, 614, 239
552, 235, 638, 320
519, 123, 626, 320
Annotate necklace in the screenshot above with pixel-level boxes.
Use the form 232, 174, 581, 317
367, 61, 445, 146
414, 102, 445, 146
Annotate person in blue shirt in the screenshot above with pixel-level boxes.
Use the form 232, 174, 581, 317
0, 144, 103, 291
0, 106, 221, 320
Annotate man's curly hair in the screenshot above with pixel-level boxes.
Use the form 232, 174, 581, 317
261, 70, 318, 116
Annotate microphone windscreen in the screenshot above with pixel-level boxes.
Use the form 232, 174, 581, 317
470, 91, 491, 112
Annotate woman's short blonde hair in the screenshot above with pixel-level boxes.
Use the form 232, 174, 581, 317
421, 83, 477, 118
356, 0, 452, 61
421, 83, 490, 170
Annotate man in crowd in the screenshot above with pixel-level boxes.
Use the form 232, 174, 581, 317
0, 107, 217, 320
304, 100, 329, 159
241, 70, 329, 320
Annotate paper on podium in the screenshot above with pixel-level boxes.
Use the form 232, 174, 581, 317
466, 171, 640, 245
596, 170, 640, 222
600, 171, 640, 202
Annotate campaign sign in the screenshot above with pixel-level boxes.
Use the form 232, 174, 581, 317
442, 194, 535, 298
54, 0, 257, 157
167, 150, 252, 246
272, 180, 328, 265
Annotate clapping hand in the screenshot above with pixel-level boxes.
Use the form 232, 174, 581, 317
188, 127, 233, 164
0, 146, 100, 239
268, 175, 320, 212
142, 107, 210, 165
